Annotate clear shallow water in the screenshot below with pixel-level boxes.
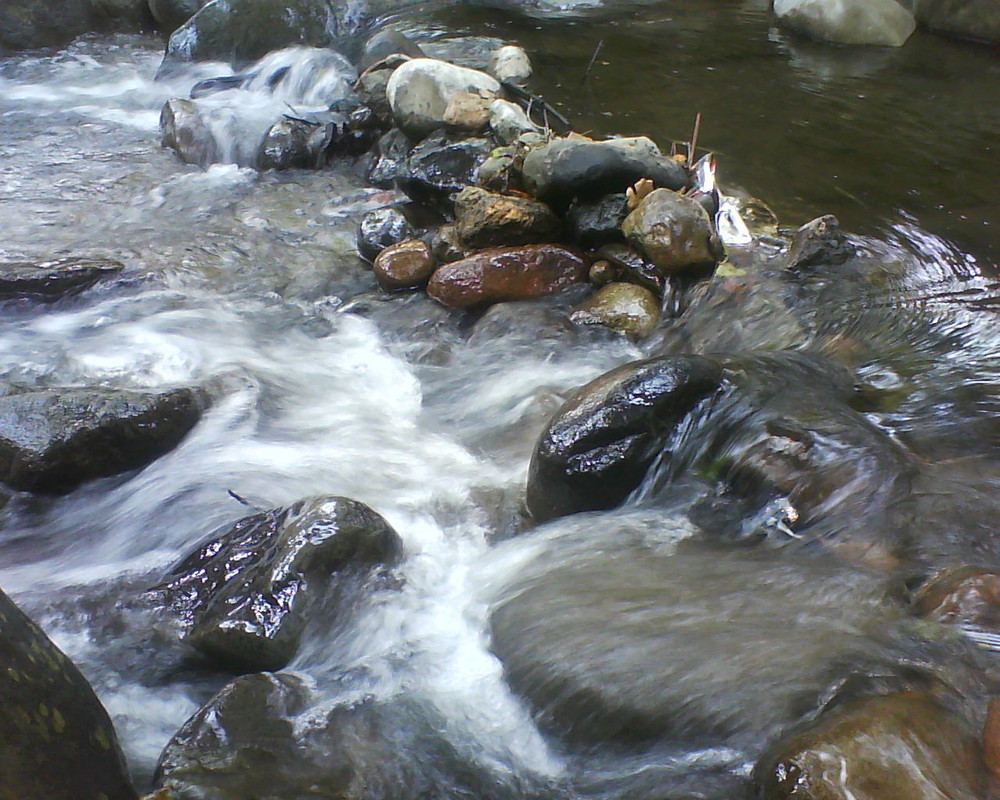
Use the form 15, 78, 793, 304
0, 6, 999, 798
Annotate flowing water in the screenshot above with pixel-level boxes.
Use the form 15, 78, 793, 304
1, 1, 1000, 797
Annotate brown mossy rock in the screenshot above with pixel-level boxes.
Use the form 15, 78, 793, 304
570, 281, 660, 339
427, 244, 588, 310
755, 694, 987, 800
0, 587, 136, 800
621, 188, 719, 275
150, 496, 403, 672
373, 239, 436, 290
915, 566, 1000, 629
454, 186, 561, 249
0, 387, 204, 495
0, 257, 123, 301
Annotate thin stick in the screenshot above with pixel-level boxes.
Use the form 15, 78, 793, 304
688, 111, 702, 167
581, 39, 604, 85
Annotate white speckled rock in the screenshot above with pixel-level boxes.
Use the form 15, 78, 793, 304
386, 58, 501, 138
773, 0, 916, 46
488, 45, 532, 84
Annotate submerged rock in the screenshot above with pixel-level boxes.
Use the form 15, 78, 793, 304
427, 244, 588, 310
913, 0, 1000, 43
454, 186, 561, 249
621, 188, 720, 275
373, 239, 436, 290
151, 496, 403, 672
915, 567, 1000, 630
784, 214, 855, 270
755, 694, 986, 800
148, 0, 206, 33
570, 281, 660, 338
357, 206, 414, 261
0, 257, 123, 301
160, 97, 219, 167
386, 58, 501, 139
521, 135, 688, 207
527, 355, 723, 521
0, 586, 136, 800
773, 0, 916, 46
0, 387, 203, 494
257, 114, 334, 170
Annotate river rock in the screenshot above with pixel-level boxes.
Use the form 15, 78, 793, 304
912, 0, 1000, 43
785, 214, 855, 270
489, 99, 540, 146
527, 355, 723, 521
0, 387, 203, 495
396, 133, 493, 206
520, 135, 688, 207
0, 0, 151, 52
915, 567, 1000, 630
621, 188, 720, 275
257, 114, 333, 170
151, 495, 403, 672
430, 224, 471, 263
595, 243, 666, 296
373, 239, 436, 290
357, 206, 414, 261
570, 282, 660, 339
355, 69, 394, 127
358, 29, 425, 72
386, 58, 501, 139
475, 145, 518, 192
454, 186, 561, 248
488, 44, 532, 85
755, 694, 986, 800
427, 244, 588, 310
0, 586, 135, 800
442, 91, 493, 132
567, 193, 629, 247
368, 128, 412, 188
0, 257, 123, 301
148, 0, 206, 33
773, 0, 916, 47
160, 98, 219, 167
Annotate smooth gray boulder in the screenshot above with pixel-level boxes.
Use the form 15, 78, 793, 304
0, 387, 203, 494
773, 0, 917, 46
386, 58, 501, 139
150, 495, 403, 672
0, 586, 136, 800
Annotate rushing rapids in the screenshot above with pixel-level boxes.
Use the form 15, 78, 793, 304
1, 2, 999, 800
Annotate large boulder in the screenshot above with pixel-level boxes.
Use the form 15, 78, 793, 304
911, 0, 1000, 42
755, 694, 987, 800
147, 0, 207, 33
773, 0, 917, 47
149, 496, 403, 672
0, 587, 136, 800
0, 257, 123, 301
621, 188, 720, 275
0, 0, 151, 53
526, 355, 723, 521
454, 186, 561, 249
0, 387, 203, 495
520, 135, 688, 208
427, 244, 588, 310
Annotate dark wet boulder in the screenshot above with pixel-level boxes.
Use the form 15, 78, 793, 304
427, 244, 588, 310
396, 133, 493, 207
257, 113, 335, 170
912, 0, 1000, 43
621, 188, 720, 275
0, 257, 123, 301
357, 206, 414, 261
454, 186, 561, 249
0, 0, 151, 52
570, 282, 660, 339
355, 69, 394, 127
0, 586, 136, 800
373, 239, 436, 290
784, 214, 856, 270
386, 58, 501, 139
0, 387, 203, 495
368, 128, 413, 189
151, 496, 403, 672
520, 135, 688, 207
490, 535, 897, 748
567, 193, 629, 248
148, 0, 207, 33
595, 243, 666, 296
359, 29, 425, 72
755, 694, 986, 800
773, 0, 916, 46
157, 673, 518, 800
526, 355, 723, 521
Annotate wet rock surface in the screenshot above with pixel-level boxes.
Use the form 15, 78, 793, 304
570, 281, 660, 339
785, 214, 855, 270
621, 188, 719, 275
427, 243, 588, 310
373, 239, 436, 290
150, 495, 403, 672
0, 0, 151, 52
774, 0, 917, 47
915, 566, 1000, 629
755, 694, 986, 800
357, 206, 415, 261
0, 586, 136, 800
396, 133, 493, 206
567, 193, 629, 248
454, 186, 561, 249
0, 257, 123, 301
527, 355, 724, 521
0, 387, 204, 494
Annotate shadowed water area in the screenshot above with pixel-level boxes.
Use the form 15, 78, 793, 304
1, 1, 1000, 799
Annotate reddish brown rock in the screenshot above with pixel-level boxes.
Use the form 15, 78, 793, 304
373, 239, 436, 291
427, 244, 588, 310
915, 566, 1000, 629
